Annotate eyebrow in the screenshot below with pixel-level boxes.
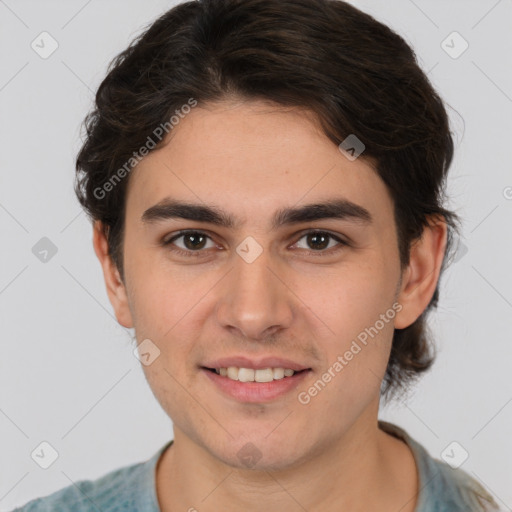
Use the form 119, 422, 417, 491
141, 197, 373, 230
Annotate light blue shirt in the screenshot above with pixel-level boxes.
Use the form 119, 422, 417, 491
12, 421, 503, 511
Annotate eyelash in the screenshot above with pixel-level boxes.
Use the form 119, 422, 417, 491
162, 230, 349, 258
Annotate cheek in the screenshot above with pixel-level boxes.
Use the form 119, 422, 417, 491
295, 259, 397, 399
295, 278, 395, 430
127, 264, 212, 388
126, 254, 204, 337
140, 361, 192, 434
302, 258, 397, 343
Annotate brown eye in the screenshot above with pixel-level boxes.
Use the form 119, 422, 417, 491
293, 231, 348, 255
180, 232, 208, 250
163, 230, 215, 257
305, 232, 330, 250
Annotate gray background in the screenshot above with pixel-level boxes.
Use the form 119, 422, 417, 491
1, 0, 511, 510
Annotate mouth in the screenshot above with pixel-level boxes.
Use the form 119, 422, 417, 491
201, 366, 310, 382
200, 365, 312, 403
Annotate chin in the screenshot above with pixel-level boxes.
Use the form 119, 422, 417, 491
211, 439, 305, 473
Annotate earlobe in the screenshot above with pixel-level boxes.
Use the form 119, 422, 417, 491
394, 217, 448, 330
92, 221, 134, 329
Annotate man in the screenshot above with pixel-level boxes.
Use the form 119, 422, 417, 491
13, 0, 503, 510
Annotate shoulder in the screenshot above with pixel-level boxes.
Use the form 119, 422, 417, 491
11, 454, 157, 512
427, 456, 503, 511
378, 421, 503, 512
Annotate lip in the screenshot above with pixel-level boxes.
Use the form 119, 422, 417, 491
200, 356, 311, 372
201, 367, 312, 403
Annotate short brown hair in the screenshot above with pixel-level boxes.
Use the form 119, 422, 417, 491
75, 0, 462, 403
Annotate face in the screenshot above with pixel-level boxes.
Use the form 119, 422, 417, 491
96, 98, 430, 471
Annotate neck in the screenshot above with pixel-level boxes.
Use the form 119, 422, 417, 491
156, 411, 418, 511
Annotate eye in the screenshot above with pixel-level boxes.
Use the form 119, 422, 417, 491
292, 230, 348, 255
162, 230, 217, 257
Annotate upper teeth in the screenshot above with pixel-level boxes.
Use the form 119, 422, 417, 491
215, 367, 296, 382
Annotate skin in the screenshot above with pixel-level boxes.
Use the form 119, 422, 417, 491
93, 98, 447, 512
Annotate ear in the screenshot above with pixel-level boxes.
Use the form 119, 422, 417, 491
394, 216, 448, 329
92, 221, 134, 329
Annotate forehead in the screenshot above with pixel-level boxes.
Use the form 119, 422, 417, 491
125, 99, 394, 229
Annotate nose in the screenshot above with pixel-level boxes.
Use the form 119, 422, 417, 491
214, 247, 294, 341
